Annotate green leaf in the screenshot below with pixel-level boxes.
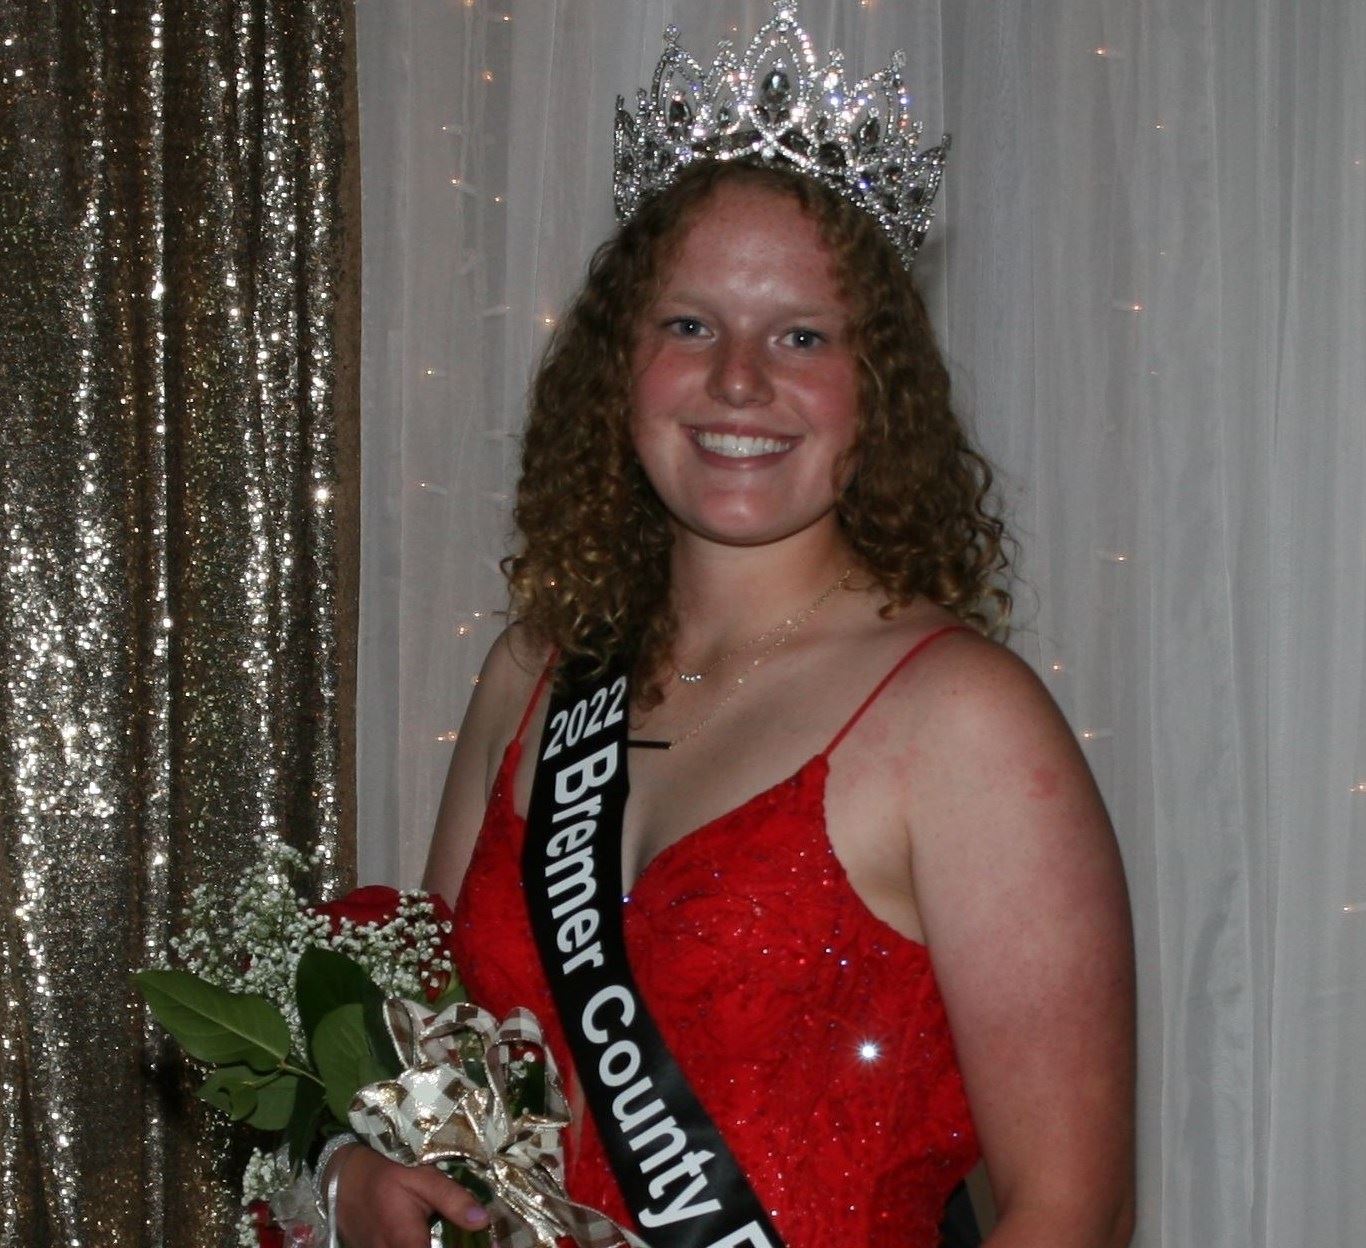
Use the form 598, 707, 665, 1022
441, 1164, 492, 1248
296, 947, 384, 1051
439, 1220, 489, 1248
286, 1077, 328, 1169
135, 969, 291, 1071
197, 1065, 259, 1120
312, 1004, 392, 1124
246, 1071, 300, 1131
362, 992, 403, 1079
517, 1060, 547, 1117
429, 977, 468, 1013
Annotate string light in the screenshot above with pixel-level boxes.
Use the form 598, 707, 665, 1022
436, 730, 459, 743
481, 70, 495, 83
1351, 782, 1366, 794
857, 1041, 880, 1061
1112, 299, 1145, 312
1049, 661, 1065, 674
1078, 729, 1113, 742
1343, 902, 1365, 913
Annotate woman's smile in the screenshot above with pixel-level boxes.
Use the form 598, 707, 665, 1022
688, 426, 801, 462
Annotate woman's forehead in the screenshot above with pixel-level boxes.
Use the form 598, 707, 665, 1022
656, 184, 843, 299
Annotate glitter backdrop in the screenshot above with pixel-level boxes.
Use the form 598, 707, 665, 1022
0, 2, 356, 1244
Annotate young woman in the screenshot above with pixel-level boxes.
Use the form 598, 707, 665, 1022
333, 14, 1134, 1247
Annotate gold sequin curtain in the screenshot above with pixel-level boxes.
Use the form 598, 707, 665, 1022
0, 2, 359, 1244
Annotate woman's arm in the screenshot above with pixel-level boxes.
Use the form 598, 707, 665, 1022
902, 638, 1135, 1248
423, 625, 545, 904
330, 629, 545, 1248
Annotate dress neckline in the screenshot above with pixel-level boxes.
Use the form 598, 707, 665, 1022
490, 738, 932, 957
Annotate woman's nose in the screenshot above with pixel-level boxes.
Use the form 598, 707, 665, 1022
706, 339, 773, 407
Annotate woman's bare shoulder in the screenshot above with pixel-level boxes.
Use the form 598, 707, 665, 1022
877, 623, 1109, 864
870, 616, 1066, 752
422, 624, 551, 902
466, 623, 552, 754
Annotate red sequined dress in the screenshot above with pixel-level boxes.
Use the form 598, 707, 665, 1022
452, 628, 980, 1247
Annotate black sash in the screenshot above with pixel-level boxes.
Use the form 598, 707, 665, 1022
522, 656, 785, 1248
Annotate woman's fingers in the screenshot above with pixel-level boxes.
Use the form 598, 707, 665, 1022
400, 1162, 491, 1231
333, 1146, 488, 1248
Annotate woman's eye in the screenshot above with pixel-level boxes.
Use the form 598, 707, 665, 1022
783, 328, 824, 349
665, 317, 707, 337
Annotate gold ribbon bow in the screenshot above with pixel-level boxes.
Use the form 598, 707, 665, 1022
349, 999, 645, 1248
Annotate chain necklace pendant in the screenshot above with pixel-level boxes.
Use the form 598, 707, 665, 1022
662, 566, 854, 748
673, 569, 851, 687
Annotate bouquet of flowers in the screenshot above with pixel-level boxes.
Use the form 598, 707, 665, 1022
135, 843, 629, 1248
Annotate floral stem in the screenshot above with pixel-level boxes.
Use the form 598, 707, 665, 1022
278, 1061, 326, 1088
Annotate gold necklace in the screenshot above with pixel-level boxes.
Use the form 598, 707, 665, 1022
673, 567, 853, 684
638, 567, 854, 750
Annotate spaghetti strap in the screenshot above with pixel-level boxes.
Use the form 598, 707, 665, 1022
512, 654, 557, 747
822, 625, 969, 757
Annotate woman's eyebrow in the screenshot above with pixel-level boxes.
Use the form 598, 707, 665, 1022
652, 290, 846, 319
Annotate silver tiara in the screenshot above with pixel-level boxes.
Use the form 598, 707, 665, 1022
612, 2, 949, 268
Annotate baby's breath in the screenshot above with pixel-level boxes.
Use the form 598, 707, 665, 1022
168, 841, 456, 1053
164, 840, 461, 1234
241, 1146, 293, 1205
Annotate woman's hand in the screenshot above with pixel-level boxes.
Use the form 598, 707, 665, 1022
329, 1144, 490, 1248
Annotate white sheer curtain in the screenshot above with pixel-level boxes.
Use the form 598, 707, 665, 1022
355, 1, 1366, 1242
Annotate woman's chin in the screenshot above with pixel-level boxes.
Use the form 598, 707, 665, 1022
668, 506, 841, 551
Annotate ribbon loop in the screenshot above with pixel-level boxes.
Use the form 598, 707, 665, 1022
349, 998, 646, 1248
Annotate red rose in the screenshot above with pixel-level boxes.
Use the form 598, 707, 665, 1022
423, 966, 452, 1003
247, 1201, 285, 1248
310, 886, 459, 964
310, 884, 403, 932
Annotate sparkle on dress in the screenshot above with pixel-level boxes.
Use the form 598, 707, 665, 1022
453, 628, 979, 1247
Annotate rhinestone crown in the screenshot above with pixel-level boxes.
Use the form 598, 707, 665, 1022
613, 2, 949, 268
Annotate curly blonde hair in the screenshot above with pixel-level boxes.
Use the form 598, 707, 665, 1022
504, 160, 1010, 703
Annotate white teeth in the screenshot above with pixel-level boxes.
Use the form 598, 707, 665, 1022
693, 430, 795, 458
